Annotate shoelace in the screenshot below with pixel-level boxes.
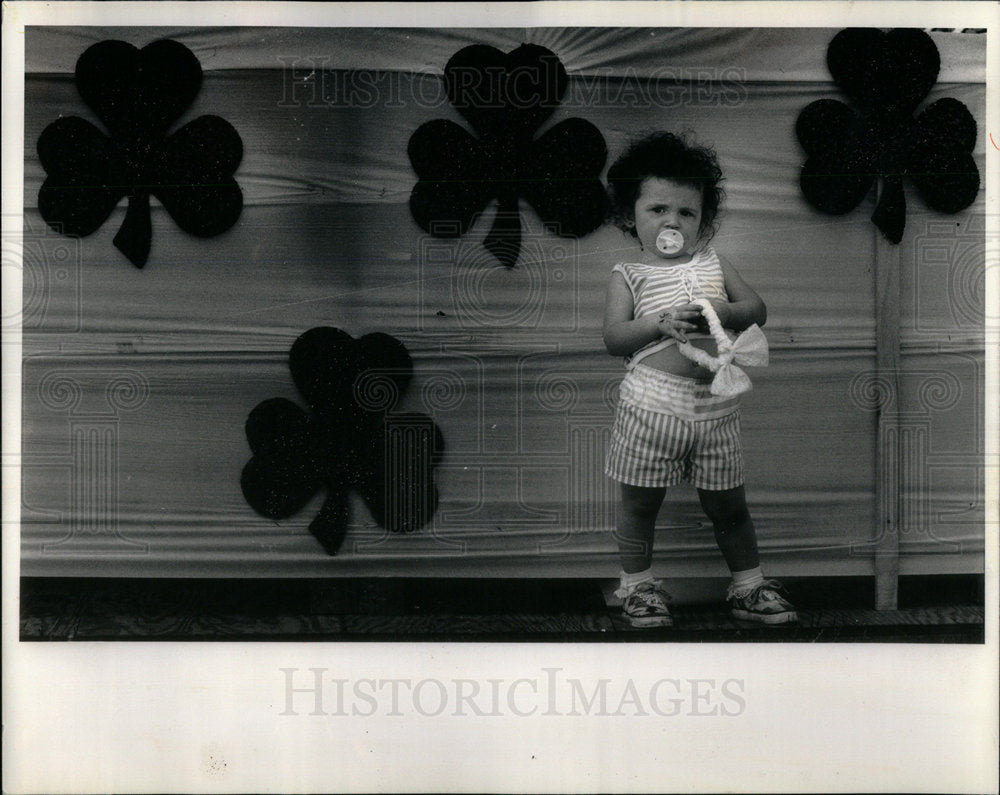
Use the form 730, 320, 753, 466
728, 579, 788, 604
628, 582, 671, 610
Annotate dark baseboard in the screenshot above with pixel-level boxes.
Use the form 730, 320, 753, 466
19, 574, 985, 643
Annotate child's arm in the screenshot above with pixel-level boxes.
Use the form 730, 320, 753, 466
603, 271, 700, 355
708, 255, 767, 332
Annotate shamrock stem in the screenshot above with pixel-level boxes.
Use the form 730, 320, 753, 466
484, 195, 522, 268
309, 490, 350, 555
114, 191, 152, 268
871, 174, 906, 245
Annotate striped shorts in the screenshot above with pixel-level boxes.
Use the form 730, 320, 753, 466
605, 365, 744, 491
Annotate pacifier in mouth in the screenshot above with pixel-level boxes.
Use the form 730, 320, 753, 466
656, 228, 685, 255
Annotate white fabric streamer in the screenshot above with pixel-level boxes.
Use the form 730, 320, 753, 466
677, 299, 769, 396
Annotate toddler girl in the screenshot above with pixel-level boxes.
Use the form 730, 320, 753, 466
603, 132, 796, 627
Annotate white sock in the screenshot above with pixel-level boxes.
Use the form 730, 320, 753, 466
729, 566, 764, 597
615, 568, 655, 598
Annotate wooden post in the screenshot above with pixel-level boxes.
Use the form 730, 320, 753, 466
874, 223, 902, 610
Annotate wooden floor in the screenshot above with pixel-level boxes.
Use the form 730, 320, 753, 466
20, 575, 985, 643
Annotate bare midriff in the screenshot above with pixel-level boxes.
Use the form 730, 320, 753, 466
637, 334, 718, 383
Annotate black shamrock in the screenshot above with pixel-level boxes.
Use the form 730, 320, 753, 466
408, 43, 607, 267
241, 327, 444, 556
796, 28, 979, 243
37, 39, 243, 267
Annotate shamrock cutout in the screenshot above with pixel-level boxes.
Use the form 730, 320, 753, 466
796, 28, 980, 243
241, 327, 445, 555
408, 43, 608, 267
37, 39, 243, 267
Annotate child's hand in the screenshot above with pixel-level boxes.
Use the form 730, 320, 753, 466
657, 303, 701, 343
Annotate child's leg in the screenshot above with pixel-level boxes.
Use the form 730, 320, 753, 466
696, 485, 759, 573
614, 482, 673, 627
698, 485, 796, 623
616, 483, 667, 573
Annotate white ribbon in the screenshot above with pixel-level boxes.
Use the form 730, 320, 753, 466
677, 298, 769, 396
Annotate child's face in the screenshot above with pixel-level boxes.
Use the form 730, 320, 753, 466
631, 177, 704, 261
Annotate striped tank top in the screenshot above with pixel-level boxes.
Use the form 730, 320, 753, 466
612, 246, 729, 367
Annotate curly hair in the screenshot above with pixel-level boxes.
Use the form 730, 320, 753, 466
607, 131, 725, 242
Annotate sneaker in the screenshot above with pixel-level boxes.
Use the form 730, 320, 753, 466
619, 581, 674, 628
728, 579, 797, 624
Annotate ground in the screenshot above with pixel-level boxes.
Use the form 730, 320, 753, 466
20, 574, 984, 642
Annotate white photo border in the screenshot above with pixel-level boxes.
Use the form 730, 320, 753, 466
3, 2, 997, 793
